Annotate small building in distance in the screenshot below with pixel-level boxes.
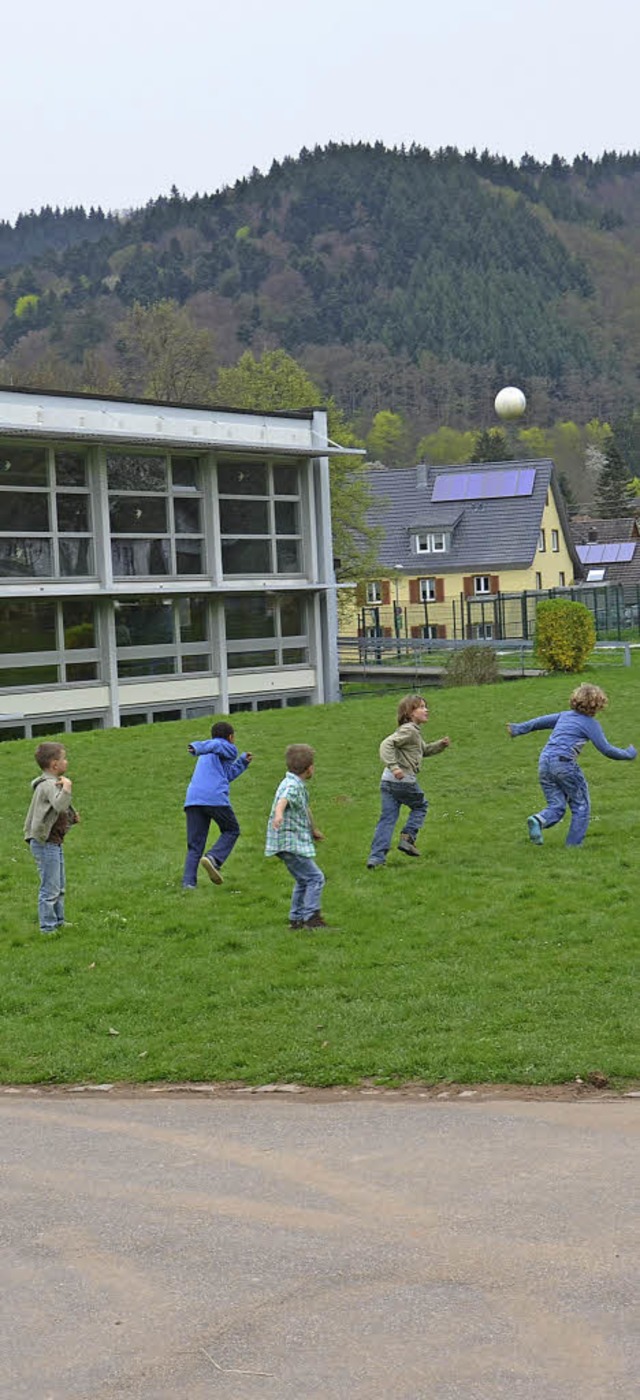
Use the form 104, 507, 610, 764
571, 515, 640, 587
345, 458, 580, 641
0, 385, 357, 739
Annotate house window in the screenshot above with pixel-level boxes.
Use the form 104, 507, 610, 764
559, 571, 566, 587
0, 446, 94, 579
422, 624, 439, 640
535, 572, 542, 590
225, 592, 308, 670
218, 461, 302, 576
108, 453, 205, 578
419, 577, 436, 603
366, 581, 382, 604
551, 529, 559, 552
472, 622, 494, 640
115, 594, 212, 679
473, 576, 491, 595
0, 597, 100, 690
538, 529, 546, 552
586, 568, 606, 583
415, 531, 448, 554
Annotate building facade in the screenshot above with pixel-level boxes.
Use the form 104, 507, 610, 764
345, 459, 580, 641
0, 387, 353, 739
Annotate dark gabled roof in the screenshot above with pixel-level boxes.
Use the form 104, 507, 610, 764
571, 516, 640, 585
366, 459, 580, 573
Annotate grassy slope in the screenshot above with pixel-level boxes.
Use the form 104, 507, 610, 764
1, 667, 638, 1086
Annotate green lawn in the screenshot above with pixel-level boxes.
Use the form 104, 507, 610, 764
1, 667, 638, 1087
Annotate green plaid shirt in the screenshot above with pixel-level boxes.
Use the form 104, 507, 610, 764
265, 772, 315, 857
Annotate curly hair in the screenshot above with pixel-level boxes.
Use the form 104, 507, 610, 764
570, 683, 608, 717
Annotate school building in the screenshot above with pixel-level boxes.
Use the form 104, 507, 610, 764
0, 386, 355, 739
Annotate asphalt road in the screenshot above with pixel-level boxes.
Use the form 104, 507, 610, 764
1, 1094, 638, 1399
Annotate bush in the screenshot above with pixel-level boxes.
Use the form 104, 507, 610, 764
444, 645, 501, 687
535, 598, 596, 672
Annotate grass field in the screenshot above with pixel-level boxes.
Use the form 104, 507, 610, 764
1, 667, 638, 1087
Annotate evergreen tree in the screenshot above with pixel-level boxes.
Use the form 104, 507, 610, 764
471, 428, 513, 463
594, 440, 634, 517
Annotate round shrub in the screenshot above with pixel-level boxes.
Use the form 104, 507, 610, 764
535, 598, 596, 672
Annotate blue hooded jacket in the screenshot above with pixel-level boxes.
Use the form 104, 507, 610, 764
184, 739, 250, 808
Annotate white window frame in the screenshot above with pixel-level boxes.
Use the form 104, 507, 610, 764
472, 622, 494, 640
366, 581, 382, 604
551, 529, 559, 552
419, 577, 436, 603
538, 528, 546, 552
415, 531, 448, 554
535, 571, 543, 590
586, 567, 606, 583
473, 575, 491, 595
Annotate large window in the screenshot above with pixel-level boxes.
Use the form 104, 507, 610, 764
108, 454, 205, 578
115, 595, 211, 679
0, 446, 94, 578
224, 592, 308, 670
0, 597, 100, 689
218, 461, 302, 576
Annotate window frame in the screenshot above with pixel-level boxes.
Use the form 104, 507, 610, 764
218, 458, 303, 579
473, 575, 491, 595
0, 444, 95, 581
108, 452, 206, 580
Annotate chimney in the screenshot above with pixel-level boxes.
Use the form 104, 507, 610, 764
416, 463, 428, 489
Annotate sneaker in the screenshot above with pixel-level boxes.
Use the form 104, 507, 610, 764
289, 919, 304, 929
527, 815, 543, 845
366, 860, 386, 868
303, 912, 329, 929
200, 856, 223, 884
398, 834, 420, 857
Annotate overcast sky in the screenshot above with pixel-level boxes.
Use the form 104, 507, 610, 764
3, 0, 639, 224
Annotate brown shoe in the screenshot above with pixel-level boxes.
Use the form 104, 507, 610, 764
304, 912, 329, 929
398, 834, 420, 857
289, 920, 304, 929
200, 856, 223, 884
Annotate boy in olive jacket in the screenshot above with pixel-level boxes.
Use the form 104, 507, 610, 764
24, 741, 79, 933
367, 695, 450, 867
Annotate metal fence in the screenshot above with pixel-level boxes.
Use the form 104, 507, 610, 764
354, 583, 640, 646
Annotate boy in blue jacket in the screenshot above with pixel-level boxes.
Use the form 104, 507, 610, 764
182, 721, 252, 888
508, 683, 635, 847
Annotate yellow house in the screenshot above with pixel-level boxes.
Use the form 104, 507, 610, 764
347, 459, 579, 641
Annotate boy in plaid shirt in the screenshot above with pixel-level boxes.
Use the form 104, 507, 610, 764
265, 743, 328, 930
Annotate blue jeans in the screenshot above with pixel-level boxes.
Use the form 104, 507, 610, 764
368, 780, 428, 864
536, 755, 590, 847
277, 852, 325, 922
30, 839, 66, 932
183, 804, 240, 886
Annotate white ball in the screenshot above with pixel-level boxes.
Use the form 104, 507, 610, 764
494, 386, 526, 420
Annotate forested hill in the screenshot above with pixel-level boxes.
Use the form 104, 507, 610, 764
3, 143, 640, 438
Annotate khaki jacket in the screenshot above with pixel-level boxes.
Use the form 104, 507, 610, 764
379, 722, 447, 777
23, 774, 74, 844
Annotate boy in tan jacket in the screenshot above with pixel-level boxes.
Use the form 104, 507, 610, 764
367, 695, 450, 868
24, 742, 79, 934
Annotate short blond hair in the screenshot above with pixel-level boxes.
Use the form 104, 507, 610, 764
570, 683, 608, 717
286, 743, 315, 775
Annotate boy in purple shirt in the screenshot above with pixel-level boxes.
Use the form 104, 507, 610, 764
508, 683, 635, 847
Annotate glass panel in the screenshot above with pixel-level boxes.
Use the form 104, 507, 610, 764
152, 710, 181, 723
222, 539, 271, 574
66, 661, 98, 682
286, 695, 311, 706
107, 455, 166, 491
171, 458, 199, 488
227, 650, 277, 669
0, 446, 48, 486
118, 657, 177, 678
109, 496, 167, 532
32, 720, 66, 736
0, 664, 59, 687
275, 500, 298, 534
56, 494, 89, 532
63, 600, 96, 649
280, 594, 304, 636
217, 463, 267, 496
219, 499, 269, 534
173, 497, 201, 533
229, 701, 253, 713
0, 725, 26, 740
273, 465, 299, 495
276, 539, 301, 573
71, 716, 104, 731
59, 539, 94, 577
282, 647, 308, 665
120, 713, 147, 727
7, 533, 52, 583
176, 540, 204, 574
257, 698, 282, 710
55, 452, 86, 486
0, 492, 49, 530
224, 594, 275, 640
115, 598, 175, 646
0, 598, 56, 652
181, 654, 211, 673
111, 539, 171, 576
179, 597, 208, 643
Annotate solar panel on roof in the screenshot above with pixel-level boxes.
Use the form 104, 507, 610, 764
577, 542, 636, 565
432, 468, 536, 502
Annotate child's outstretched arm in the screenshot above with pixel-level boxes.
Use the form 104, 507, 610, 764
228, 752, 252, 782
507, 714, 561, 737
586, 719, 636, 761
